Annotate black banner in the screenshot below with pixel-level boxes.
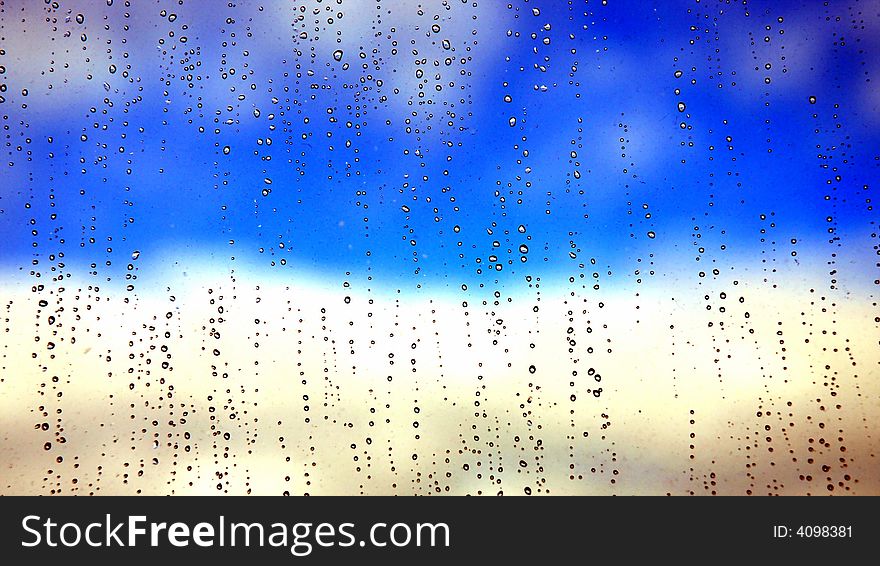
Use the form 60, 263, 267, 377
0, 496, 871, 562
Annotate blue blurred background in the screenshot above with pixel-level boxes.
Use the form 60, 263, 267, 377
1, 0, 877, 296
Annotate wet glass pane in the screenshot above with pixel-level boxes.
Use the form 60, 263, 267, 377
1, 0, 877, 495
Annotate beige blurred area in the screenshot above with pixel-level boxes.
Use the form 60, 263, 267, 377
1, 268, 877, 496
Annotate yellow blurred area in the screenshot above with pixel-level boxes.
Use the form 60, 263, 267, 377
1, 273, 877, 495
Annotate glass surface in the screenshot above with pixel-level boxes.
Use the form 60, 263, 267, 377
1, 0, 877, 495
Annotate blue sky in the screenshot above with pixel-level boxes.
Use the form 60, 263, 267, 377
1, 0, 877, 296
